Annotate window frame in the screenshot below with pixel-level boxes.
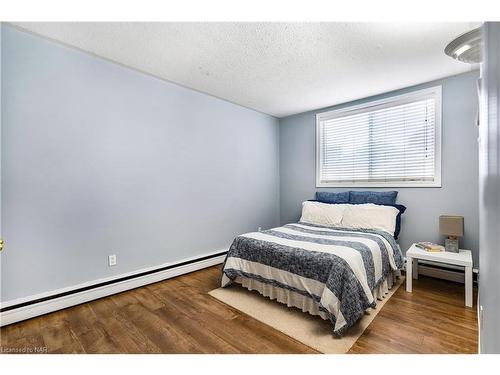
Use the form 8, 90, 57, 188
315, 86, 442, 188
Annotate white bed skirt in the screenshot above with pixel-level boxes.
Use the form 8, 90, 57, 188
233, 270, 401, 321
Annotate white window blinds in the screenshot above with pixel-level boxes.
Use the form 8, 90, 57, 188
316, 86, 441, 187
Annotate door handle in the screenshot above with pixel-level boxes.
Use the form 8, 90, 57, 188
0, 238, 4, 252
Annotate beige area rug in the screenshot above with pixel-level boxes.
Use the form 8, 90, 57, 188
208, 276, 404, 354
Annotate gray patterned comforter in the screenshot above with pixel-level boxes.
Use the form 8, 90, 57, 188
221, 222, 404, 335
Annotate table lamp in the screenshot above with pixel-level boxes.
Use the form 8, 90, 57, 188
439, 215, 464, 253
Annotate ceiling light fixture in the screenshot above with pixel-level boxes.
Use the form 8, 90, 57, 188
444, 27, 483, 64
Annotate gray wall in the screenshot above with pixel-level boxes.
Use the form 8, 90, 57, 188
0, 25, 280, 302
279, 70, 480, 264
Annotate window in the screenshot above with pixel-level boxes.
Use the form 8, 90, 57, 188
316, 86, 442, 187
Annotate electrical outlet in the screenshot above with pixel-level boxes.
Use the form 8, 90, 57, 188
108, 254, 117, 267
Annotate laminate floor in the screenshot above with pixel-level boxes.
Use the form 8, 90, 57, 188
0, 266, 478, 354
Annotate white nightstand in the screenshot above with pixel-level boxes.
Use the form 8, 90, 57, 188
406, 244, 473, 308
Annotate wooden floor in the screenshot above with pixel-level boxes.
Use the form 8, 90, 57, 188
0, 266, 478, 354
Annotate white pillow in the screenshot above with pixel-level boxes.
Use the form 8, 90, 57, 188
341, 203, 399, 235
300, 201, 347, 227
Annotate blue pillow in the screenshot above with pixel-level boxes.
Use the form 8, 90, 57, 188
349, 191, 398, 205
315, 191, 350, 204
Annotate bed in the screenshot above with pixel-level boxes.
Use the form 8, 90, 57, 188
221, 202, 405, 336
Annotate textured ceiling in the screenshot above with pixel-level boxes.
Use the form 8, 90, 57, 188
11, 22, 478, 117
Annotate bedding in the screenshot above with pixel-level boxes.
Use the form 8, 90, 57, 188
315, 191, 350, 204
299, 201, 347, 227
314, 190, 398, 205
349, 190, 398, 205
310, 194, 406, 239
221, 222, 404, 335
385, 204, 406, 239
341, 203, 400, 235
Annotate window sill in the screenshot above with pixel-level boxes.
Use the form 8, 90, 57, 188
316, 181, 442, 188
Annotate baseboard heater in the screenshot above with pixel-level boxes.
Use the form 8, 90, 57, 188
0, 250, 227, 327
410, 259, 479, 284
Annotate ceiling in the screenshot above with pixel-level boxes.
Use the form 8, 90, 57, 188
12, 22, 478, 118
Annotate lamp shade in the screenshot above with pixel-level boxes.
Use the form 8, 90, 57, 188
439, 215, 464, 237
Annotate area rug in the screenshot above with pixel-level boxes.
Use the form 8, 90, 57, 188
208, 276, 404, 354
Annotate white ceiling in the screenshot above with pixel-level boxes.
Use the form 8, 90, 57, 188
12, 22, 478, 118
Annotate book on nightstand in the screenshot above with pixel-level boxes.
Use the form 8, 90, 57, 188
415, 242, 445, 252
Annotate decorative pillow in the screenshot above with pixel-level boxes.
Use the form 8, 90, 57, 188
300, 201, 348, 227
349, 191, 398, 205
315, 191, 350, 204
308, 200, 406, 239
341, 203, 400, 235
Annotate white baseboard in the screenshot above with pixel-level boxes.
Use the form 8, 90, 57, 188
0, 250, 227, 327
